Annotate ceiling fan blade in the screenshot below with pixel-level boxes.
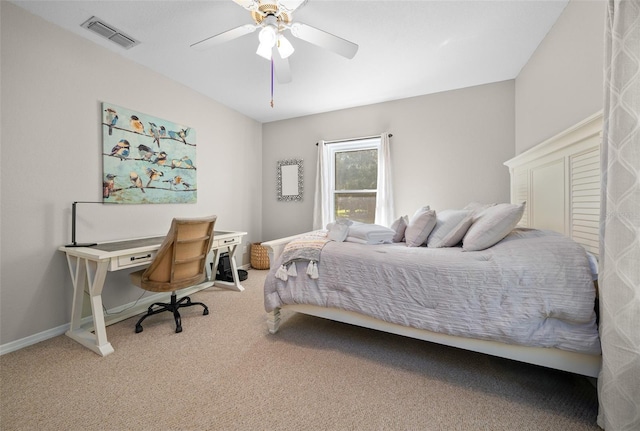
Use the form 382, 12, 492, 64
272, 47, 292, 84
233, 0, 259, 11
278, 0, 308, 13
290, 22, 358, 59
190, 24, 257, 51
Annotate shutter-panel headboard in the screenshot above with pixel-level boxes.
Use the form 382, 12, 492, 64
571, 147, 600, 256
504, 112, 603, 258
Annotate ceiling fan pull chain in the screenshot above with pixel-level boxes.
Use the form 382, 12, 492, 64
270, 57, 275, 108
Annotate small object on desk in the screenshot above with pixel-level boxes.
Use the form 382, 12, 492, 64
65, 201, 104, 247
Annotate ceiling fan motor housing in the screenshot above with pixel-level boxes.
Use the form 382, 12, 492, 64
252, 2, 291, 26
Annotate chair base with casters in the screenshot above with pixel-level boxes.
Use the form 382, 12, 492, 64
134, 292, 209, 333
129, 215, 217, 335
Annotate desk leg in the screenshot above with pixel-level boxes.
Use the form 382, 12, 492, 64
64, 255, 114, 356
212, 244, 244, 292
66, 255, 86, 333
208, 249, 220, 282
227, 244, 244, 292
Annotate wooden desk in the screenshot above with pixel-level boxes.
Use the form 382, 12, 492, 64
59, 230, 247, 356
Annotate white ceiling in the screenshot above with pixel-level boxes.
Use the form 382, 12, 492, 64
11, 0, 568, 123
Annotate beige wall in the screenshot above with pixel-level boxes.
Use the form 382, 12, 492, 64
262, 81, 515, 241
0, 3, 263, 346
515, 0, 605, 154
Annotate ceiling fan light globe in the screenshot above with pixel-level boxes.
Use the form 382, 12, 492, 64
256, 41, 272, 60
258, 25, 277, 47
277, 35, 295, 59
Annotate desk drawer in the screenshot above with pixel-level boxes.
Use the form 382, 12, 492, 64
212, 236, 240, 249
113, 250, 157, 270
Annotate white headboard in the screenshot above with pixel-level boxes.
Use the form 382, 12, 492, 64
504, 112, 603, 257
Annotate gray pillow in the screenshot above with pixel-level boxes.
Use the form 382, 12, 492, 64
390, 215, 409, 243
427, 209, 473, 248
462, 202, 525, 251
405, 208, 437, 247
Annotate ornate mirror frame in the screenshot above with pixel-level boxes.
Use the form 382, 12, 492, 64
277, 159, 303, 201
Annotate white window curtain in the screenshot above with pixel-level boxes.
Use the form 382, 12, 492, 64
312, 133, 394, 230
374, 132, 395, 227
597, 1, 640, 429
312, 140, 330, 230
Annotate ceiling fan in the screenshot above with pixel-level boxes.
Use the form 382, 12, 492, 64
190, 0, 359, 84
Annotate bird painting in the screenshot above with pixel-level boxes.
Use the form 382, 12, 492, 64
129, 171, 145, 193
145, 167, 164, 187
102, 104, 196, 203
137, 144, 156, 161
110, 139, 130, 161
180, 155, 195, 169
103, 173, 116, 198
130, 115, 145, 134
104, 108, 118, 136
163, 175, 182, 189
152, 151, 168, 166
169, 128, 189, 145
148, 122, 161, 147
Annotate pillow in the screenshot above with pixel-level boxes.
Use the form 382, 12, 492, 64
404, 208, 437, 247
463, 202, 496, 220
390, 215, 409, 243
426, 209, 473, 248
462, 202, 526, 251
463, 202, 495, 211
412, 205, 430, 217
347, 223, 395, 244
326, 222, 349, 242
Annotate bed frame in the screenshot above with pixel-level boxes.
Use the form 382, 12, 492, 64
262, 112, 603, 378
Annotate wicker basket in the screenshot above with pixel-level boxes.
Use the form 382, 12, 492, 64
250, 242, 270, 270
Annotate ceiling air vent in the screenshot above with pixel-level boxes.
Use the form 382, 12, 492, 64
81, 16, 139, 49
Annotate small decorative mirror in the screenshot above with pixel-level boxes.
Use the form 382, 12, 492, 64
277, 159, 303, 201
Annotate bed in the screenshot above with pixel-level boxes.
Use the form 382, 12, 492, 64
262, 112, 603, 378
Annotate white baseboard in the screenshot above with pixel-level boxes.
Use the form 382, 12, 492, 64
1, 265, 253, 356
0, 323, 71, 356
0, 283, 212, 356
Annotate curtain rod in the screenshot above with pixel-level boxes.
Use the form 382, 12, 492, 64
315, 133, 392, 146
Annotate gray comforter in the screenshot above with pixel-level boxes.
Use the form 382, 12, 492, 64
264, 228, 601, 355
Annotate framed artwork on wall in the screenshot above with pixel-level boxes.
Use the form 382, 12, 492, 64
102, 102, 197, 204
277, 159, 303, 201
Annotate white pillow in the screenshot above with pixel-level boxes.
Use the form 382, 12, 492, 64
463, 202, 496, 220
462, 202, 525, 251
412, 205, 430, 217
427, 209, 473, 248
390, 215, 409, 243
326, 222, 349, 242
405, 208, 437, 247
463, 202, 495, 211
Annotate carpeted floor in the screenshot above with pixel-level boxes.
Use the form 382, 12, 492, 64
0, 269, 599, 430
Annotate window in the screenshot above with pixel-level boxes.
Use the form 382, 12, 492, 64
328, 137, 381, 224
313, 133, 393, 230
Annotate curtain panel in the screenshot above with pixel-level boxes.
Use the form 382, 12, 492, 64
374, 132, 395, 227
598, 1, 640, 429
312, 140, 330, 230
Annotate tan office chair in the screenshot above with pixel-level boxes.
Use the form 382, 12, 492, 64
130, 215, 216, 334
